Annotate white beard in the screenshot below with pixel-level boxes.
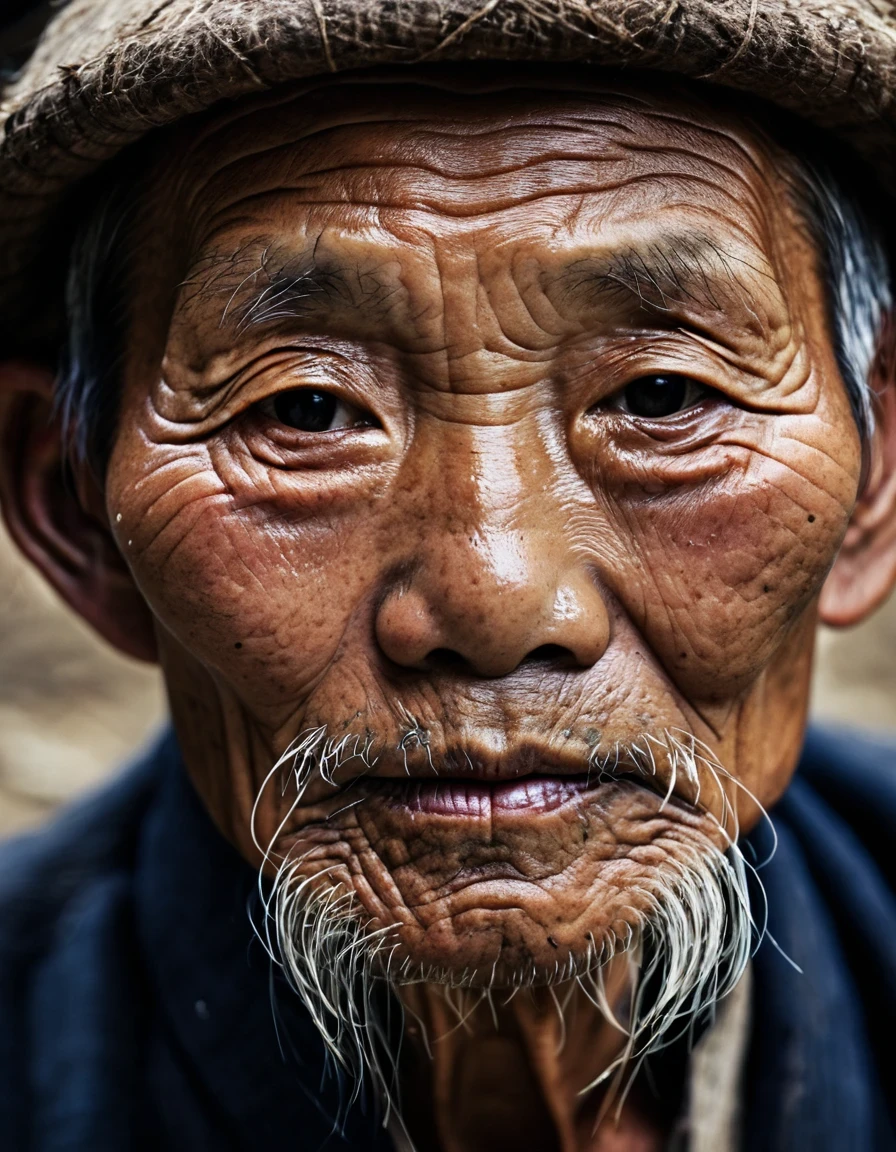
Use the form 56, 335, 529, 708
252, 728, 759, 1140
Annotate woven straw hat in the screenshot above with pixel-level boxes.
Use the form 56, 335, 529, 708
1, 0, 895, 353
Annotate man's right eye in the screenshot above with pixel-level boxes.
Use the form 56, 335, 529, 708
263, 388, 373, 433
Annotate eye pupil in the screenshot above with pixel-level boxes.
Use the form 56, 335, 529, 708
273, 389, 338, 431
624, 375, 688, 418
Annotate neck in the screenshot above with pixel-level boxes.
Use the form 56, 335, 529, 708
394, 959, 669, 1152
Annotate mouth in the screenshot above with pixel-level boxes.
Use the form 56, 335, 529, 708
367, 769, 668, 819
283, 727, 702, 822
377, 774, 590, 817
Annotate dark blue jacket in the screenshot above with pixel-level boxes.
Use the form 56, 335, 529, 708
0, 727, 894, 1150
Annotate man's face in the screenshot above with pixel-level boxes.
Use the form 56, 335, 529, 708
107, 76, 860, 980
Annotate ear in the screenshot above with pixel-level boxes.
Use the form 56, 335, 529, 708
0, 359, 157, 661
820, 352, 896, 628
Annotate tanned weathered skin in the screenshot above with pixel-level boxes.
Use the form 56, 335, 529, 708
2, 73, 884, 1150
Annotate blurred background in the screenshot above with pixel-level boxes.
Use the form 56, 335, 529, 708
0, 521, 165, 837
1, 514, 894, 839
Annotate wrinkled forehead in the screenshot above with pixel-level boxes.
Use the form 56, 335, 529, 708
133, 73, 814, 365
157, 73, 792, 252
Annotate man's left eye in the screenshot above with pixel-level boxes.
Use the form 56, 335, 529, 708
262, 388, 373, 432
614, 374, 710, 419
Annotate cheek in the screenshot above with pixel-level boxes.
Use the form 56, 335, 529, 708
615, 425, 858, 698
105, 446, 382, 720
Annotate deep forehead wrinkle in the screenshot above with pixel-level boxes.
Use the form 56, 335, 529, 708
167, 84, 781, 233
180, 78, 767, 178
194, 116, 748, 186
183, 139, 768, 228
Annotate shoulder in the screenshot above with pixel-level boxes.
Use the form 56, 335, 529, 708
0, 732, 168, 971
800, 722, 896, 789
795, 723, 896, 880
769, 723, 896, 893
0, 733, 175, 1149
744, 728, 896, 1152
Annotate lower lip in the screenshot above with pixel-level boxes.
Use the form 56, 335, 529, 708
378, 775, 593, 818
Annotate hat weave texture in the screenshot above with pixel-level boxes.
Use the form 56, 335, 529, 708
1, 0, 895, 351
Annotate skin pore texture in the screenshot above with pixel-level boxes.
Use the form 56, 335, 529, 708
4, 70, 896, 1151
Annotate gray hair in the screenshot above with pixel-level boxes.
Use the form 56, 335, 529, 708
797, 157, 892, 447
54, 147, 892, 474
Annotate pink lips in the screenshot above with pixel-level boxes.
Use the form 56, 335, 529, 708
381, 775, 592, 818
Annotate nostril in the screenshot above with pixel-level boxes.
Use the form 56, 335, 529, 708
426, 647, 470, 672
424, 643, 578, 676
523, 644, 577, 667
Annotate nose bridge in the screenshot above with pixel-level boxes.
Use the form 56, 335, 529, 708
376, 416, 610, 676
415, 417, 549, 592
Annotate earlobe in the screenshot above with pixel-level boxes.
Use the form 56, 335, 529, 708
820, 365, 896, 628
0, 359, 157, 662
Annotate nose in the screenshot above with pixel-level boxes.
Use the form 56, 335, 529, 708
375, 528, 610, 678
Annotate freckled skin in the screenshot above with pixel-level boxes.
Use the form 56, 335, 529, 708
103, 75, 861, 1148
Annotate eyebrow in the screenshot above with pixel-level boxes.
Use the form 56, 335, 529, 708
560, 232, 775, 319
180, 229, 778, 339
179, 241, 394, 333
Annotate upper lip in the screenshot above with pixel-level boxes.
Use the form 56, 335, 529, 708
363, 740, 596, 783
365, 739, 698, 808
290, 731, 701, 813
341, 739, 669, 795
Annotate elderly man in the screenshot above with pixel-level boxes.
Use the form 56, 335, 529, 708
1, 1, 896, 1149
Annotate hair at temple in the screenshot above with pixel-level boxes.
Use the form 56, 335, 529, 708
54, 124, 893, 476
